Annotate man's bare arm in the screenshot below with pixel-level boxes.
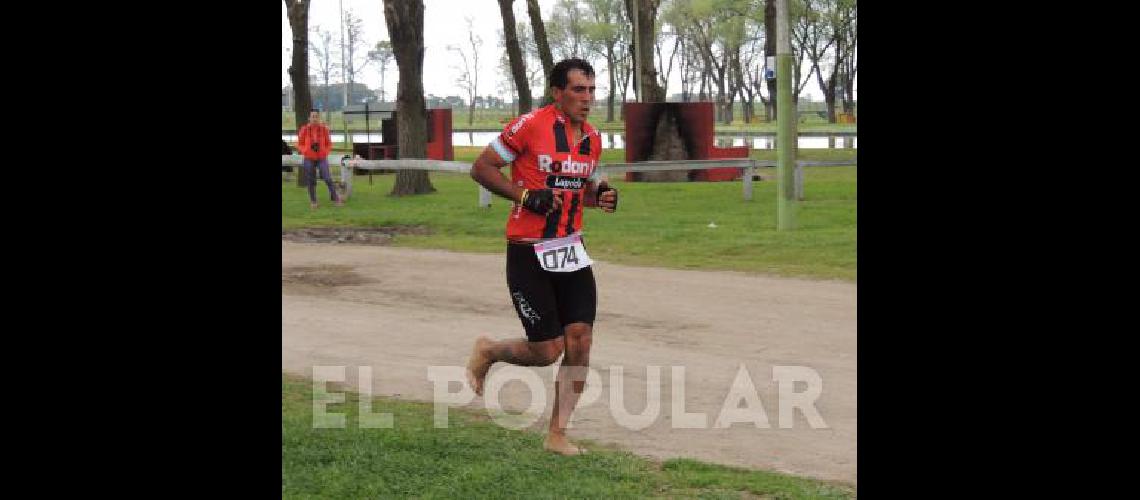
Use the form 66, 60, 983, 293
470, 146, 524, 203
469, 146, 563, 213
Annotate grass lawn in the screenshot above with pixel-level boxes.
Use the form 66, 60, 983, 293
283, 146, 855, 281
282, 373, 855, 499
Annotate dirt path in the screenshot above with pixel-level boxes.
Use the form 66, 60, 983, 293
282, 241, 856, 484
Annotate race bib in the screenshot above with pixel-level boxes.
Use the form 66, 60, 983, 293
533, 233, 592, 273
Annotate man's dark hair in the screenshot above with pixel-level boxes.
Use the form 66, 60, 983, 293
310, 108, 321, 113
550, 58, 595, 89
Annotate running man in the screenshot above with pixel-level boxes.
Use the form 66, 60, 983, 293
466, 58, 619, 455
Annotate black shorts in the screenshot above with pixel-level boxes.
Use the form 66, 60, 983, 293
506, 241, 597, 342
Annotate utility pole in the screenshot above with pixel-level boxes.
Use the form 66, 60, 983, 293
340, 0, 349, 148
776, 0, 797, 230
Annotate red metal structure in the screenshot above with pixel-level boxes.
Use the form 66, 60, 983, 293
349, 104, 453, 161
425, 108, 454, 161
622, 102, 746, 182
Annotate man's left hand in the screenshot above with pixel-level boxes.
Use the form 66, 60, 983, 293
597, 182, 618, 213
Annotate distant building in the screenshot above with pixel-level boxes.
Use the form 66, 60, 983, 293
282, 81, 374, 111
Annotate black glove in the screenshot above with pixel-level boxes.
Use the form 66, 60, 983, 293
521, 189, 556, 214
597, 181, 618, 211
311, 142, 321, 153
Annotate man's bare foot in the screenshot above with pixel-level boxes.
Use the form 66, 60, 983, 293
543, 432, 585, 456
465, 336, 493, 396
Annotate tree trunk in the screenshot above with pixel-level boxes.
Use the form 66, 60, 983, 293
844, 83, 854, 114
740, 85, 752, 123
286, 0, 312, 188
698, 70, 706, 102
659, 35, 680, 97
763, 0, 776, 121
499, 0, 532, 114
715, 64, 728, 124
526, 0, 555, 106
843, 60, 855, 115
384, 0, 436, 196
606, 44, 616, 122
619, 57, 631, 120
723, 92, 734, 124
626, 0, 665, 102
743, 65, 757, 123
813, 59, 835, 125
324, 77, 332, 124
732, 52, 752, 123
628, 40, 638, 101
823, 29, 843, 124
724, 55, 740, 125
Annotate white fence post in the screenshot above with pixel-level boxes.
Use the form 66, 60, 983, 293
478, 186, 491, 208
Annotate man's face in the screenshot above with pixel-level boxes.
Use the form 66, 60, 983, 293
552, 69, 596, 125
309, 111, 320, 124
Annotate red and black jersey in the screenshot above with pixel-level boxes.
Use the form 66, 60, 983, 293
491, 105, 602, 241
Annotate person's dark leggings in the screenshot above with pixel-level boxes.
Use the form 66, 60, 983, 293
302, 157, 339, 203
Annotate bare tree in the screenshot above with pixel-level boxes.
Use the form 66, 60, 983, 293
383, 0, 436, 196
285, 0, 312, 188
759, 0, 817, 121
654, 27, 680, 98
792, 2, 817, 102
310, 25, 337, 123
369, 40, 394, 102
284, 0, 312, 129
678, 36, 696, 101
497, 41, 520, 115
738, 33, 763, 123
728, 4, 764, 123
671, 16, 703, 103
342, 9, 372, 103
801, 0, 855, 122
583, 0, 627, 122
686, 15, 727, 119
762, 0, 776, 120
525, 0, 556, 105
497, 0, 532, 114
841, 2, 856, 114
653, 0, 685, 99
625, 0, 666, 102
661, 0, 696, 101
449, 18, 483, 126
549, 0, 586, 60
667, 0, 743, 119
617, 43, 633, 115
515, 21, 547, 95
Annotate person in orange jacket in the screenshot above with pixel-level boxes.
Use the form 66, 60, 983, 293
297, 109, 343, 208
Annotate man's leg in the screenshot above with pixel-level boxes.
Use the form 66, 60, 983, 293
316, 158, 341, 204
466, 336, 563, 396
546, 322, 592, 455
544, 265, 598, 455
302, 159, 319, 207
468, 242, 563, 395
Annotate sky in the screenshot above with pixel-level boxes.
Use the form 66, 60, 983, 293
281, 0, 847, 103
